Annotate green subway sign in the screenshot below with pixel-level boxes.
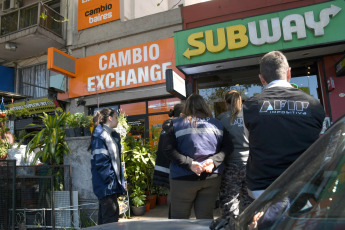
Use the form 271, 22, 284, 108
174, 0, 345, 66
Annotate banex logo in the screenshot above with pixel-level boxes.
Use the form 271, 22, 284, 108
259, 100, 310, 115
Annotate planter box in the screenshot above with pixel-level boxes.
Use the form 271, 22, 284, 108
65, 128, 75, 137
158, 195, 167, 205
83, 127, 91, 136
131, 205, 146, 216
146, 194, 157, 209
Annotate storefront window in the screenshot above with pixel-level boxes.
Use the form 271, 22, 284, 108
120, 102, 146, 116
198, 74, 264, 118
198, 74, 319, 118
149, 114, 170, 148
148, 98, 181, 113
94, 105, 119, 114
127, 117, 146, 140
91, 97, 179, 144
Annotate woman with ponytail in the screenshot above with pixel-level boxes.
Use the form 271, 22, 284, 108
90, 108, 126, 225
210, 90, 253, 229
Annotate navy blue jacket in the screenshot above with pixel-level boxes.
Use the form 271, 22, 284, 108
163, 117, 232, 180
90, 124, 126, 200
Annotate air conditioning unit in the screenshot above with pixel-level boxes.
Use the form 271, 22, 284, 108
2, 0, 19, 12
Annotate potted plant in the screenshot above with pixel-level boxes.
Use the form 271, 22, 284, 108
73, 113, 84, 136
0, 115, 14, 159
6, 109, 16, 120
65, 112, 84, 137
157, 186, 169, 205
65, 113, 76, 137
123, 135, 157, 210
0, 142, 8, 159
130, 186, 146, 216
15, 107, 30, 119
123, 137, 156, 191
80, 115, 93, 136
0, 109, 6, 118
19, 111, 71, 165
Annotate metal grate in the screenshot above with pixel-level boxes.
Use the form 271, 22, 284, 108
14, 165, 75, 229
0, 160, 16, 230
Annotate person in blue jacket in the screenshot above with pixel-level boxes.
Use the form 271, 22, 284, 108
90, 108, 126, 225
163, 94, 232, 219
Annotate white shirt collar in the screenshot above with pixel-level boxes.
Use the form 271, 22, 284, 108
266, 80, 293, 89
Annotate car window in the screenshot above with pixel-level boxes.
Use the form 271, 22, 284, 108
239, 116, 345, 230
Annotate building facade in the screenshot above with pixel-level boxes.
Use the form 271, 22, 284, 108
1, 0, 344, 135
175, 0, 345, 123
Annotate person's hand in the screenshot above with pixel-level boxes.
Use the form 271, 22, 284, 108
202, 159, 215, 173
190, 161, 204, 176
248, 211, 264, 230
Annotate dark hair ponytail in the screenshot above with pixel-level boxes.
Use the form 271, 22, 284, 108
168, 103, 184, 117
224, 90, 242, 124
88, 108, 116, 150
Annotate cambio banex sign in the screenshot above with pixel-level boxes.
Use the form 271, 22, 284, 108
68, 38, 176, 98
174, 0, 345, 66
78, 0, 120, 31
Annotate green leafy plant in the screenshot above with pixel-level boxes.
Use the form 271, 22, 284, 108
66, 112, 84, 128
123, 136, 156, 193
6, 108, 16, 117
80, 115, 93, 128
157, 186, 169, 196
15, 107, 30, 117
130, 186, 146, 207
0, 142, 9, 158
19, 111, 71, 165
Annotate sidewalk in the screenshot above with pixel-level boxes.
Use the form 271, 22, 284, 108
119, 203, 221, 222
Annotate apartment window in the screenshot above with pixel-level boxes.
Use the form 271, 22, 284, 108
20, 63, 49, 98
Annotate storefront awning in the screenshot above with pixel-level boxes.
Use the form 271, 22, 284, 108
0, 90, 28, 103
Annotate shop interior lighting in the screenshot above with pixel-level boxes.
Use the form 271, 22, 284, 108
4, 42, 17, 51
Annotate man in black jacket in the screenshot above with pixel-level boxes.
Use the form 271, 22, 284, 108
243, 51, 325, 199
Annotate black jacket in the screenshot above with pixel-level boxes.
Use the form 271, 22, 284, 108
152, 119, 172, 188
243, 87, 325, 191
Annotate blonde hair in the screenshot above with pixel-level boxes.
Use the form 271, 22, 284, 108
224, 90, 242, 124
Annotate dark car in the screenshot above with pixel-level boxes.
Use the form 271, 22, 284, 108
237, 115, 345, 230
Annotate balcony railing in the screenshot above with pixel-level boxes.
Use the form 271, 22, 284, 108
0, 2, 64, 38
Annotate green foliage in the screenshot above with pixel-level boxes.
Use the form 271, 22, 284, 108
0, 116, 9, 135
80, 115, 93, 128
66, 112, 84, 128
157, 186, 169, 196
0, 114, 12, 158
19, 111, 71, 165
130, 186, 146, 207
0, 142, 9, 158
79, 210, 96, 228
14, 107, 30, 117
123, 136, 156, 193
6, 108, 16, 117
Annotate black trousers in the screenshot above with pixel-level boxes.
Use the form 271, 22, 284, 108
98, 193, 119, 225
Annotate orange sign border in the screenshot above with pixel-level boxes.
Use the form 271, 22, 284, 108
47, 47, 77, 78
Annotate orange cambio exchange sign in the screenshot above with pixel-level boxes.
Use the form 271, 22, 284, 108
78, 0, 120, 31
69, 38, 177, 98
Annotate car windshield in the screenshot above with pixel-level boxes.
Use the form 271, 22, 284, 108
238, 116, 345, 230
